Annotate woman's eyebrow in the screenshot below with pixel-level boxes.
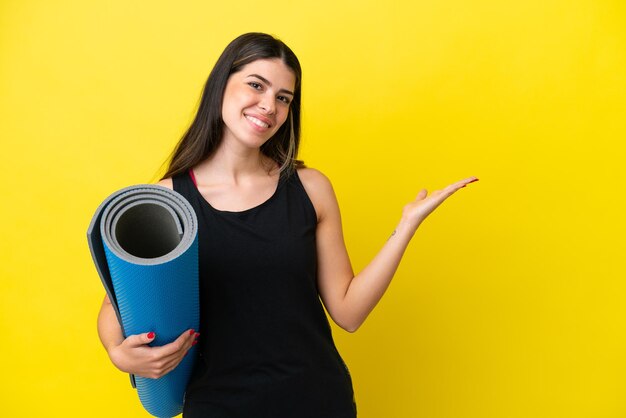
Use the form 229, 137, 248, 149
247, 74, 294, 96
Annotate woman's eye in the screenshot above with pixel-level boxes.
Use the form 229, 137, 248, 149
248, 82, 262, 90
278, 96, 291, 104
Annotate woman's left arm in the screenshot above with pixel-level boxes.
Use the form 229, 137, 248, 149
298, 168, 478, 333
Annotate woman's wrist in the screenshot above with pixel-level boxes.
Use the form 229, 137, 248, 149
392, 216, 421, 241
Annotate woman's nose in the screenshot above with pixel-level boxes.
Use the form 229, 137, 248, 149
258, 94, 276, 114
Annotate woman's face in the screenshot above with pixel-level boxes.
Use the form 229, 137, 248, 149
221, 58, 296, 150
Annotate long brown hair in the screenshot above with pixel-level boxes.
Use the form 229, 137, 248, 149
161, 33, 304, 180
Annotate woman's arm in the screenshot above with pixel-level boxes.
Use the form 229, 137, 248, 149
298, 168, 477, 332
97, 295, 198, 379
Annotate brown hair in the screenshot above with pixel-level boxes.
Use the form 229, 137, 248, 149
161, 33, 304, 180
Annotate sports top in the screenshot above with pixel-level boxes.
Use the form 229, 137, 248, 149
173, 169, 357, 418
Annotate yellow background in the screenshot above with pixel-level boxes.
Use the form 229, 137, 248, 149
1, 0, 625, 416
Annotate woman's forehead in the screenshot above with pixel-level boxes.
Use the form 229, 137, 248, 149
234, 59, 296, 89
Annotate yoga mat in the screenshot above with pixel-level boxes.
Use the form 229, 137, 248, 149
87, 184, 199, 418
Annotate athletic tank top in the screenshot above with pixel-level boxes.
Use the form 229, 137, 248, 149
173, 170, 357, 418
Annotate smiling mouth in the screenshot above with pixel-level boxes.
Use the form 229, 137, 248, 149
245, 115, 271, 129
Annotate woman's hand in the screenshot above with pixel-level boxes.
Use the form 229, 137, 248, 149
400, 176, 479, 233
107, 329, 199, 379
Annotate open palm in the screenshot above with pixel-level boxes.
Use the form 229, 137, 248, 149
402, 176, 478, 228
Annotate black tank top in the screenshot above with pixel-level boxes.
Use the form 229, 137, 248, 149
173, 170, 356, 418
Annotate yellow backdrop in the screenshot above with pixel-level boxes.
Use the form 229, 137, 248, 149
1, 0, 625, 417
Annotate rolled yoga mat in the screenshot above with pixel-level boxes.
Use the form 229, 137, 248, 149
87, 184, 199, 418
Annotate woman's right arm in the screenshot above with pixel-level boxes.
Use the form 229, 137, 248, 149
97, 295, 198, 379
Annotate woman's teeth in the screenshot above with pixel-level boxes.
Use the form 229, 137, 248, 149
246, 115, 269, 128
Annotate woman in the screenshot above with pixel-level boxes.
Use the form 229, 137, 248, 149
97, 32, 477, 417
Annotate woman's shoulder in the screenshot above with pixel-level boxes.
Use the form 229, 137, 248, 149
296, 167, 333, 192
296, 167, 338, 221
156, 178, 173, 190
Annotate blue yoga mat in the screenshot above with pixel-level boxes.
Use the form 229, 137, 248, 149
87, 184, 199, 417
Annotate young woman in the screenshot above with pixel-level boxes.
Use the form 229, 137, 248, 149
97, 32, 477, 417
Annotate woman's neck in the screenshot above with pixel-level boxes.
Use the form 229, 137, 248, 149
194, 140, 277, 185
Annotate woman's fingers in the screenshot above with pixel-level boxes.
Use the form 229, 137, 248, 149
450, 176, 479, 191
414, 177, 477, 203
161, 330, 199, 375
110, 328, 200, 378
415, 189, 428, 201
124, 331, 157, 348
143, 329, 199, 378
402, 177, 478, 227
438, 176, 479, 196
152, 329, 198, 358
